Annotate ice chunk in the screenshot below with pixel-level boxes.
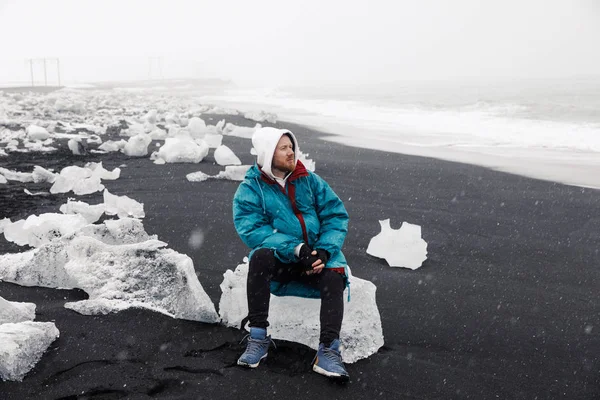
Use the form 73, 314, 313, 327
186, 165, 250, 182
26, 124, 50, 140
0, 175, 6, 184
123, 133, 152, 156
0, 218, 11, 234
50, 163, 119, 195
31, 166, 57, 183
103, 189, 145, 218
366, 219, 428, 269
123, 122, 145, 137
86, 162, 120, 180
0, 167, 34, 183
98, 139, 127, 152
214, 145, 242, 166
219, 263, 384, 363
0, 296, 36, 324
204, 133, 223, 148
148, 127, 167, 140
222, 122, 261, 138
156, 137, 209, 163
59, 199, 105, 223
187, 117, 206, 138
186, 171, 210, 182
144, 109, 157, 124
164, 112, 180, 125
298, 151, 316, 172
63, 236, 218, 322
244, 110, 277, 123
213, 165, 250, 181
67, 138, 87, 155
0, 321, 59, 382
3, 213, 89, 247
0, 221, 218, 323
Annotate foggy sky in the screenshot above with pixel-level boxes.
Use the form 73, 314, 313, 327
0, 0, 599, 86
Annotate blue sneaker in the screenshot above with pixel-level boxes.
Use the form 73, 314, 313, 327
312, 339, 350, 381
237, 327, 273, 368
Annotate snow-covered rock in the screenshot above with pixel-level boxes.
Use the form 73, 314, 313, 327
219, 263, 384, 363
367, 219, 428, 269
214, 145, 242, 166
0, 321, 59, 382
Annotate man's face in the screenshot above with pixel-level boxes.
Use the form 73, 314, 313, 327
272, 134, 295, 175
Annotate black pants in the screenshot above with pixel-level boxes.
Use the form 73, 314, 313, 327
247, 248, 345, 346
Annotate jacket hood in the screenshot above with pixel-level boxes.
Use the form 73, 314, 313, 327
251, 127, 299, 180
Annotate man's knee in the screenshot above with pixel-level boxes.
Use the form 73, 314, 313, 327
319, 269, 345, 295
249, 248, 276, 269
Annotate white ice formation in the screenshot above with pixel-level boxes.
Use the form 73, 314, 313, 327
154, 136, 209, 163
103, 189, 145, 219
0, 297, 36, 324
3, 213, 89, 247
0, 297, 59, 382
0, 322, 60, 382
186, 165, 250, 182
50, 162, 120, 195
213, 145, 242, 166
244, 111, 277, 123
366, 219, 428, 269
219, 263, 384, 363
0, 218, 218, 323
59, 199, 105, 223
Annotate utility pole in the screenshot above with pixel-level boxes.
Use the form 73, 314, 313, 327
29, 59, 34, 86
26, 57, 61, 87
148, 56, 164, 80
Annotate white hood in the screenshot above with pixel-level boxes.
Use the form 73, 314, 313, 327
251, 127, 299, 180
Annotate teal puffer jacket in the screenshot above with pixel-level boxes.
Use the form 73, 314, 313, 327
232, 161, 349, 298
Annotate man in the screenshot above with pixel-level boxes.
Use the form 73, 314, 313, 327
232, 126, 350, 381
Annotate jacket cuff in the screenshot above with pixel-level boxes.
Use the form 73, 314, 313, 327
294, 243, 305, 257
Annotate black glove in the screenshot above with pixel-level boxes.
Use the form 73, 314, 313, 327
314, 249, 329, 266
298, 245, 330, 272
298, 244, 315, 272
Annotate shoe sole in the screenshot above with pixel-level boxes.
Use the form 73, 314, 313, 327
237, 352, 268, 368
312, 364, 350, 381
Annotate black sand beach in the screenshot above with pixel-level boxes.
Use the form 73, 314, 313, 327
1, 115, 599, 399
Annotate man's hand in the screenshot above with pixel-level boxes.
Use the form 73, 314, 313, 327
299, 244, 316, 272
306, 249, 329, 276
